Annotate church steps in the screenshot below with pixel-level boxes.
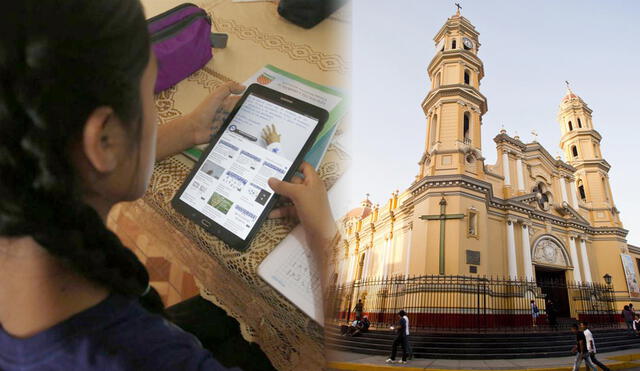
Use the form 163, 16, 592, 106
327, 328, 640, 359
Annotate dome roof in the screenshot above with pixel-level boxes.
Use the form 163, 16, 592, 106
561, 82, 585, 105
345, 194, 373, 219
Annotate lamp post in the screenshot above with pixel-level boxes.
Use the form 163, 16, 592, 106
603, 273, 614, 325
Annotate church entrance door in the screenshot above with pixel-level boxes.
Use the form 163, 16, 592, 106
535, 267, 571, 318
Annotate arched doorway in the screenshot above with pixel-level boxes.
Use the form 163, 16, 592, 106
532, 236, 572, 318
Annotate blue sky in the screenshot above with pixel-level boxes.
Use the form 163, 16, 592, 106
345, 0, 640, 244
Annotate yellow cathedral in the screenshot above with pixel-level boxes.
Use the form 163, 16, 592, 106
332, 9, 639, 326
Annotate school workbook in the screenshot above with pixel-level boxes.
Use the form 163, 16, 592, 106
184, 64, 347, 170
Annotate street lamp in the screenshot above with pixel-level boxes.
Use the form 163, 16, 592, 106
602, 273, 614, 326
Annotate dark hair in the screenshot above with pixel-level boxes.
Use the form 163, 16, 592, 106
0, 0, 164, 315
580, 321, 589, 327
625, 305, 630, 310
571, 323, 579, 330
398, 310, 406, 316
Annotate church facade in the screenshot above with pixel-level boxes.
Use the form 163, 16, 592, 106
333, 10, 639, 322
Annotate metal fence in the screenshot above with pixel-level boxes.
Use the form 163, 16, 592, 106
328, 274, 617, 332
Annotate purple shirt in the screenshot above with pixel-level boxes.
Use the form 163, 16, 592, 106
0, 294, 241, 370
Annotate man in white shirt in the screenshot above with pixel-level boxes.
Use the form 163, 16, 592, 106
581, 321, 610, 371
386, 310, 409, 364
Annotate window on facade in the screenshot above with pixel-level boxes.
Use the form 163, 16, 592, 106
464, 70, 470, 85
463, 113, 470, 142
593, 143, 598, 158
452, 39, 457, 49
578, 180, 586, 200
435, 72, 441, 88
568, 121, 573, 131
571, 145, 578, 158
578, 118, 583, 128
602, 177, 609, 201
534, 182, 552, 211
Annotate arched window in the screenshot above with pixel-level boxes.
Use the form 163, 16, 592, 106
463, 112, 471, 142
452, 39, 457, 49
602, 177, 609, 201
435, 72, 441, 88
571, 145, 578, 158
430, 114, 438, 145
464, 70, 470, 85
577, 180, 586, 200
577, 118, 582, 128
568, 121, 573, 131
593, 143, 598, 158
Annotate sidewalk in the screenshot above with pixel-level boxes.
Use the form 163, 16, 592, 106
327, 349, 640, 371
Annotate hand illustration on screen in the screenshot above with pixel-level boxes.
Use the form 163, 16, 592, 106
262, 124, 282, 154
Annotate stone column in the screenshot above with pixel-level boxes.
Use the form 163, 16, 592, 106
560, 176, 569, 205
404, 227, 413, 278
516, 157, 525, 192
346, 255, 355, 283
381, 237, 390, 278
337, 258, 345, 284
389, 231, 397, 277
521, 223, 534, 281
502, 150, 511, 186
362, 250, 371, 280
506, 218, 518, 279
568, 236, 582, 283
570, 180, 579, 208
580, 237, 593, 284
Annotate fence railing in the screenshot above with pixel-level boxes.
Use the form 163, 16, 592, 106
328, 274, 617, 332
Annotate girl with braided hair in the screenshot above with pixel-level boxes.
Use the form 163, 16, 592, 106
0, 0, 336, 370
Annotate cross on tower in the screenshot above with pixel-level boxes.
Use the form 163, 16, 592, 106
419, 195, 465, 275
455, 3, 462, 15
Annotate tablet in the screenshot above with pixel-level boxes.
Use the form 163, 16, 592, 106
172, 84, 328, 251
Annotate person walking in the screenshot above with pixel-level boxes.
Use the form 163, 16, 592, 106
354, 299, 364, 320
401, 311, 413, 360
385, 310, 409, 364
547, 299, 558, 331
531, 300, 540, 327
622, 305, 635, 335
570, 323, 597, 371
581, 321, 610, 371
634, 315, 640, 335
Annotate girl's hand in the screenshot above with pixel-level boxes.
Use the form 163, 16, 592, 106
187, 82, 245, 145
267, 162, 336, 251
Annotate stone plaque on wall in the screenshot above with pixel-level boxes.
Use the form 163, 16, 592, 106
466, 250, 480, 265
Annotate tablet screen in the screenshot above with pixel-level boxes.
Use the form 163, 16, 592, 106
178, 93, 319, 239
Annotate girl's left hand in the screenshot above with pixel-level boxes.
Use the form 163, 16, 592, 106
187, 81, 245, 145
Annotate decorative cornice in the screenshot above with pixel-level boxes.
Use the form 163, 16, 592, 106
407, 174, 628, 238
494, 133, 526, 150
422, 85, 488, 115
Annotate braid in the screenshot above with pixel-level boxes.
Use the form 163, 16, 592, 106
0, 0, 166, 316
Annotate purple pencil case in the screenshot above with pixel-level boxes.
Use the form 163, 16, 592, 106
147, 3, 213, 93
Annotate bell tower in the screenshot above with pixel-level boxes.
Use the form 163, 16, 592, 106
558, 83, 622, 227
419, 6, 488, 179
